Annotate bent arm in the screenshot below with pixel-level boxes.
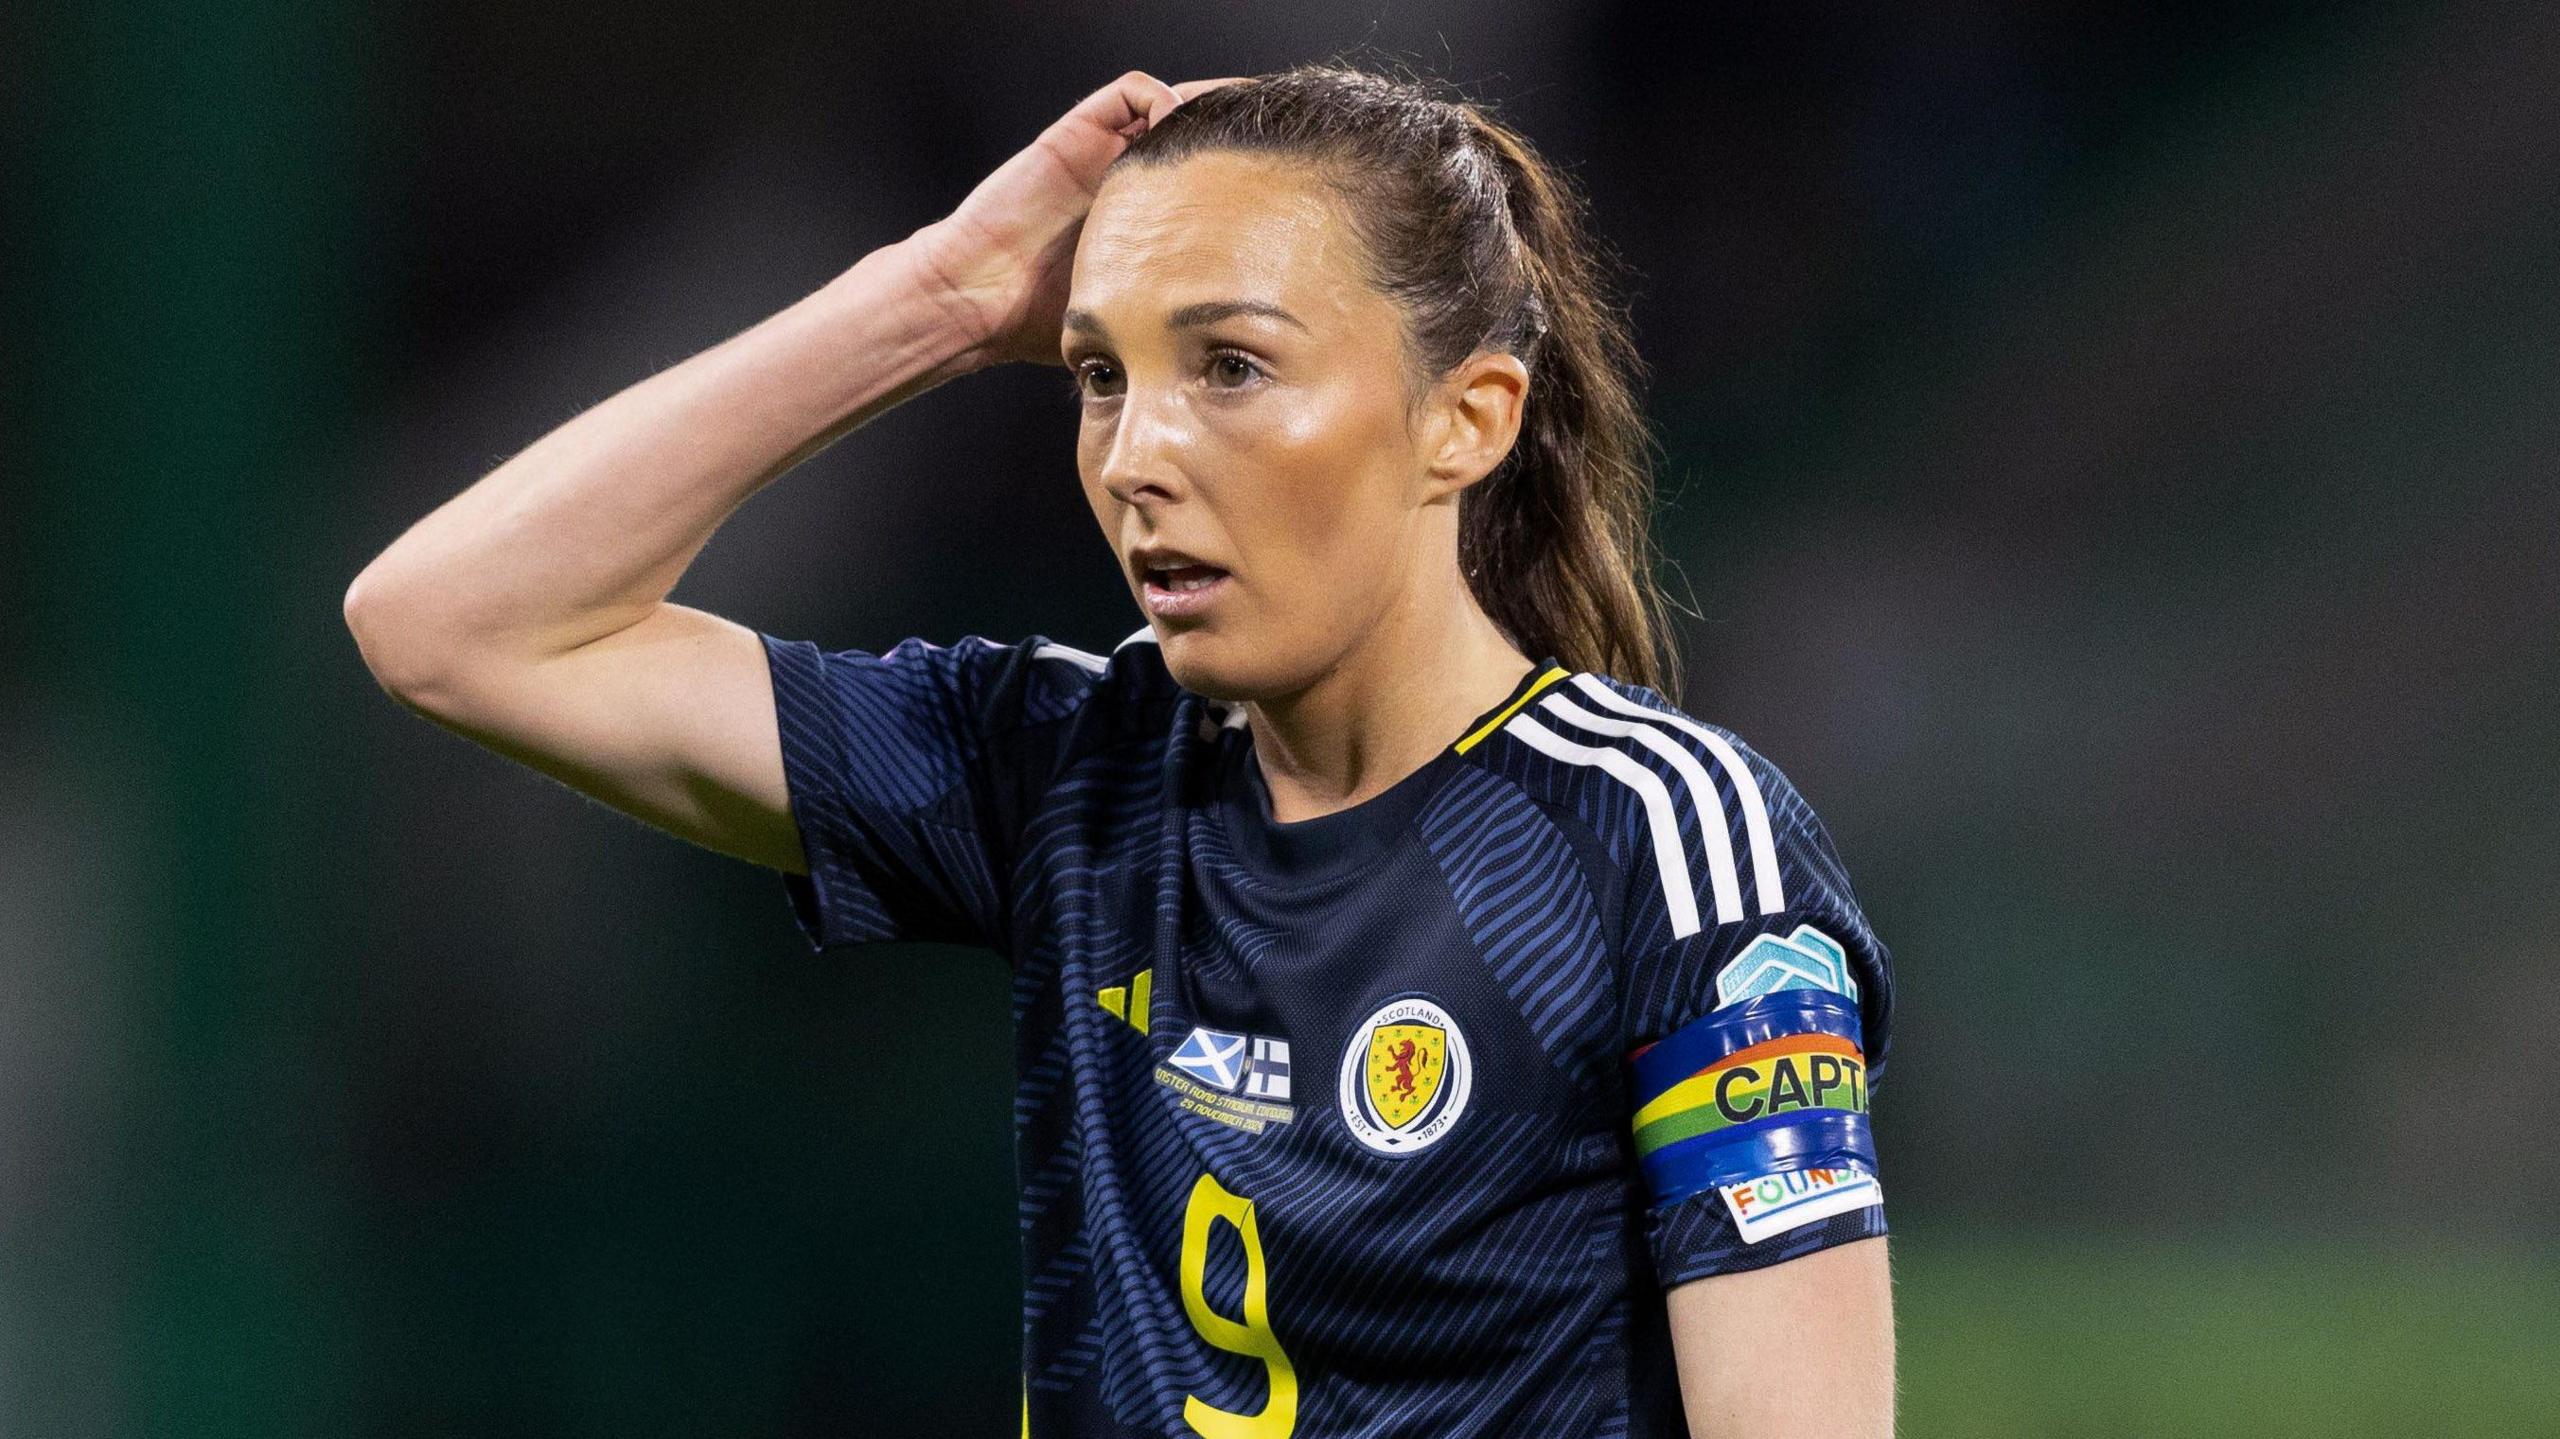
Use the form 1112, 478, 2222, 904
1667, 1235, 1895, 1438
342, 233, 990, 871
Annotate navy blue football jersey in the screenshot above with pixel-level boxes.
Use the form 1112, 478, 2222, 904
758, 626, 1895, 1437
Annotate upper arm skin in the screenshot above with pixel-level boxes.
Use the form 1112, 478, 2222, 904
354, 599, 807, 875
1666, 1234, 1896, 1438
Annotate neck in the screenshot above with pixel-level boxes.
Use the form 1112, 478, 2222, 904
1245, 581, 1534, 825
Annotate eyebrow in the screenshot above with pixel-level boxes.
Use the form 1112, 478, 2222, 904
1062, 299, 1310, 337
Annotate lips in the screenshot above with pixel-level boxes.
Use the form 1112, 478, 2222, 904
1133, 550, 1233, 620
1129, 545, 1229, 588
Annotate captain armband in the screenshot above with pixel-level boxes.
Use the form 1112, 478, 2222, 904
1626, 987, 1883, 1243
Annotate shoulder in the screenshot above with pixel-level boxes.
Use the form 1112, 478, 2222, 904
892, 624, 1183, 725
1459, 667, 1847, 951
988, 624, 1183, 719
759, 624, 1188, 779
1468, 667, 1894, 1077
1006, 625, 1210, 780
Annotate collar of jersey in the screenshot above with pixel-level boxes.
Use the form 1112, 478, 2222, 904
1211, 656, 1564, 884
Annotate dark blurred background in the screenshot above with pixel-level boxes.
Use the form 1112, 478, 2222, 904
6, 0, 2555, 1434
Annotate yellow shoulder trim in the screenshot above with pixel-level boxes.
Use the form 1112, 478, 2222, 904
1453, 666, 1571, 754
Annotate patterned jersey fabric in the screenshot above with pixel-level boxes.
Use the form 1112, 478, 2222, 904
758, 625, 1895, 1437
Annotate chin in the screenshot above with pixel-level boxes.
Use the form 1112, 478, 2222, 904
1153, 624, 1307, 705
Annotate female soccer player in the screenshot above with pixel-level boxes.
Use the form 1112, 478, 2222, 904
347, 65, 1896, 1438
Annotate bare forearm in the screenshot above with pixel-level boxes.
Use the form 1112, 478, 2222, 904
1668, 1237, 1896, 1437
346, 234, 986, 682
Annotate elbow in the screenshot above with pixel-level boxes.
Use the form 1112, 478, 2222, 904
343, 564, 465, 713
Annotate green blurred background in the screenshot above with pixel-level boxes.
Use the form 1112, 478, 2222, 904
5, 0, 2554, 1433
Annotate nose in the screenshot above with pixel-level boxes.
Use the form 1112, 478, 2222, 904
1095, 382, 1191, 510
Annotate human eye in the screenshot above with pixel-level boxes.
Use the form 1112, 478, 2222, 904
1069, 356, 1123, 403
1204, 347, 1267, 391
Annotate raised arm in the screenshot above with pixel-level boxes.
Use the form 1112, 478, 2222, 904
342, 70, 1234, 873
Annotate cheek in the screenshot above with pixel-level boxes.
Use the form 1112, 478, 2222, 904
1227, 388, 1413, 591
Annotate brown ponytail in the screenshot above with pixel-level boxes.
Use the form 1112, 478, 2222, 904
1118, 64, 1680, 696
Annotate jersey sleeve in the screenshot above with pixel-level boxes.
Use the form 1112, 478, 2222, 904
1615, 729, 1895, 1290
757, 631, 1106, 955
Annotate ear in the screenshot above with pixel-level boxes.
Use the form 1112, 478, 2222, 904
1420, 351, 1531, 501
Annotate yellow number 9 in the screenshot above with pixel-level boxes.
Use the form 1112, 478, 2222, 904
1178, 1172, 1297, 1439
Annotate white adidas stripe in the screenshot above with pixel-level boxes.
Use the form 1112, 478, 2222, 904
1501, 713, 1704, 939
1567, 674, 1785, 915
1534, 693, 1745, 926
1102, 625, 1250, 734
1031, 641, 1108, 674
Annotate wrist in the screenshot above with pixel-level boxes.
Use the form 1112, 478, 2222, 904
807, 232, 999, 387
893, 221, 1011, 376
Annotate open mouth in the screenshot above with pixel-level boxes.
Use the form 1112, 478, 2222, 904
1147, 564, 1226, 592
1140, 563, 1232, 617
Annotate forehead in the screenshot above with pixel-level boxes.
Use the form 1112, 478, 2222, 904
1069, 152, 1382, 331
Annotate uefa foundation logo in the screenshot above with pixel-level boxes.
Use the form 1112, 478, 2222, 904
1338, 994, 1472, 1156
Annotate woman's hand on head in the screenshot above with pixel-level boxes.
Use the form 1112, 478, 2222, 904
908, 70, 1245, 371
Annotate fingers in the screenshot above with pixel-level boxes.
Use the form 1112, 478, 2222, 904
1171, 76, 1248, 102
1130, 73, 1186, 136
1073, 70, 1251, 143
1070, 70, 1184, 141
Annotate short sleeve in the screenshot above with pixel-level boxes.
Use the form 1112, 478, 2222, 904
1616, 733, 1895, 1289
759, 631, 1105, 956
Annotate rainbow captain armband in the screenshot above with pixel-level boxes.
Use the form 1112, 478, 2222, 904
1627, 990, 1876, 1209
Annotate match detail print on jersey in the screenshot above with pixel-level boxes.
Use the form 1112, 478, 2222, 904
1625, 989, 1876, 1206
1159, 1025, 1298, 1136
1337, 995, 1473, 1156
